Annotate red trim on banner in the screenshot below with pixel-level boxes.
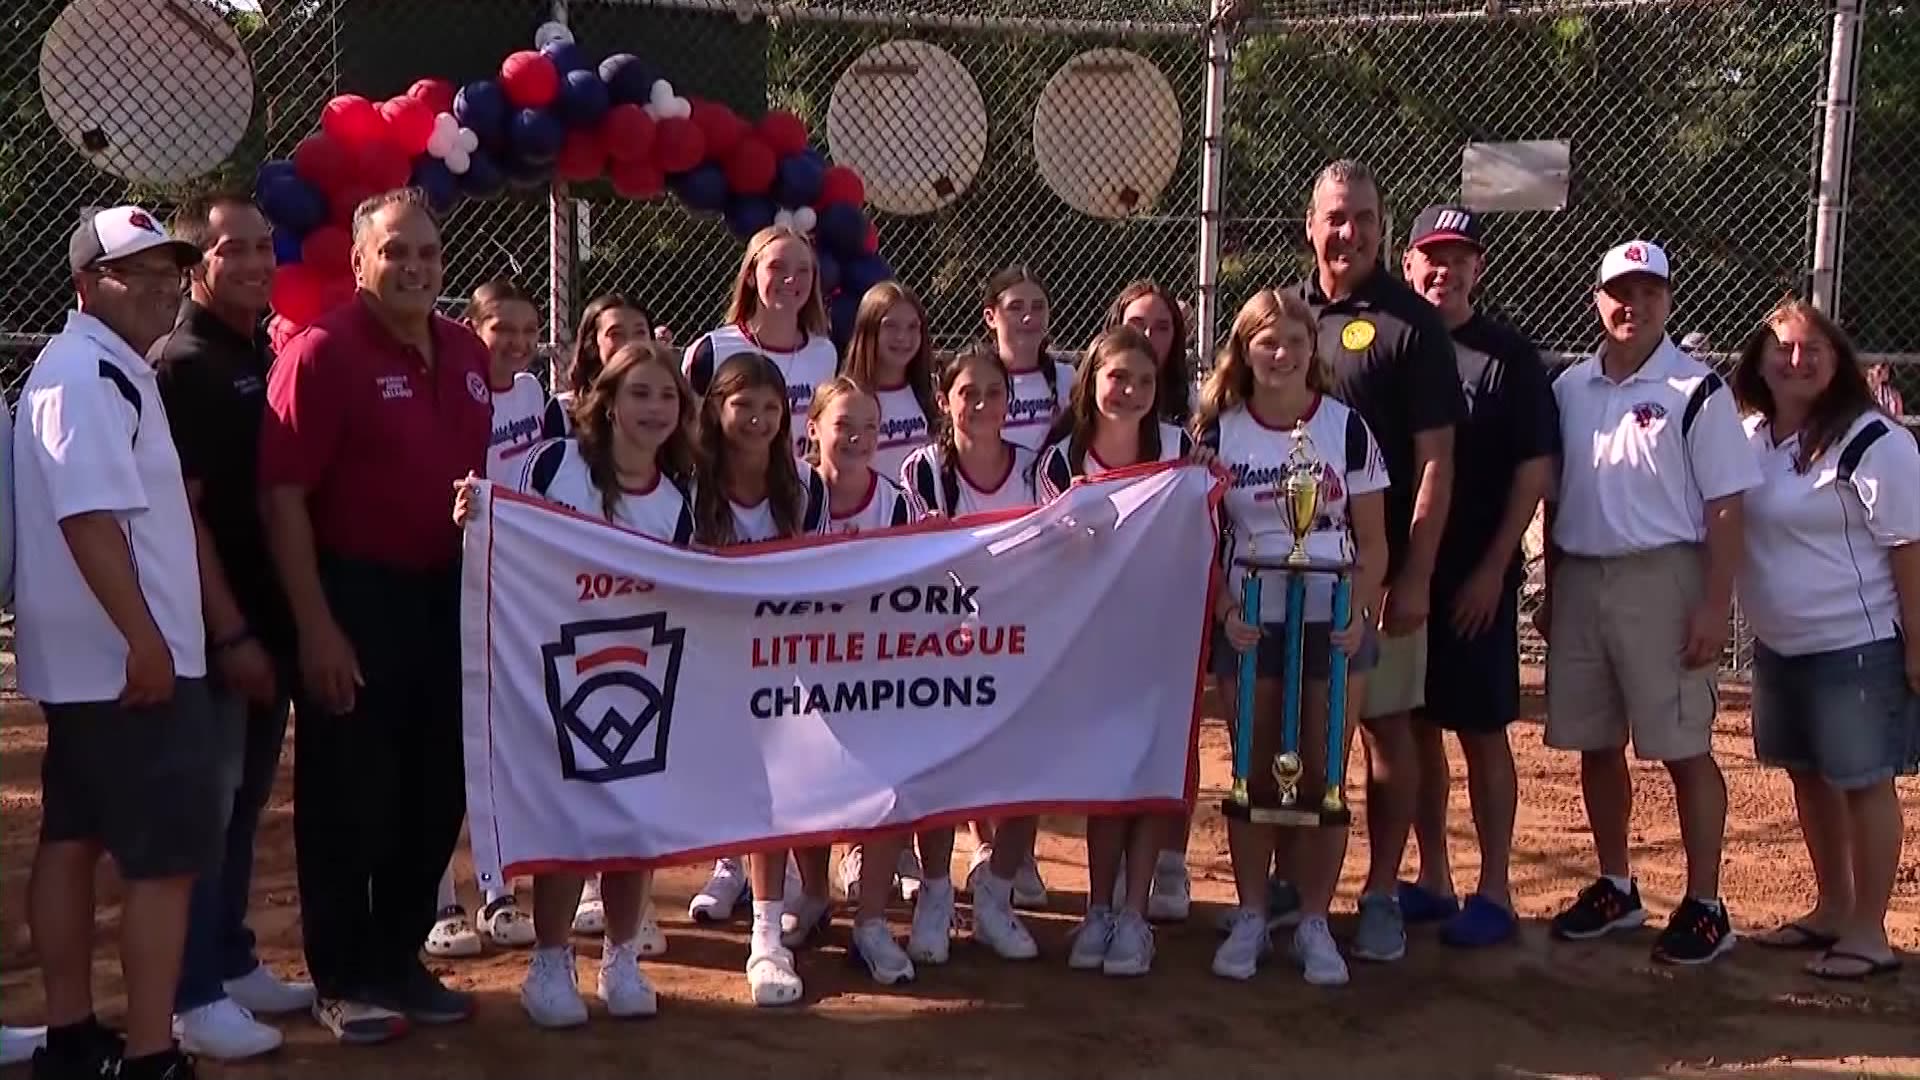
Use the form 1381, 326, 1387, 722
502, 796, 1191, 877
575, 645, 648, 672
482, 492, 506, 885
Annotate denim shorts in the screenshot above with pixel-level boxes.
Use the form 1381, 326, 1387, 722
1752, 637, 1920, 790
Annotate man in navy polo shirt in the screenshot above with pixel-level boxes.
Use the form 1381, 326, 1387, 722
1396, 206, 1559, 947
260, 188, 492, 1043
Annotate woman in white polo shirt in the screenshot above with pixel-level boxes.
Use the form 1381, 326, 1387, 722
1730, 299, 1917, 982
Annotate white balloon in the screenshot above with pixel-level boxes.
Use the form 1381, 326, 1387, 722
774, 209, 794, 229
433, 112, 459, 137
793, 206, 817, 233
455, 127, 480, 154
426, 129, 454, 159
534, 21, 574, 50
668, 97, 692, 120
642, 103, 663, 121
650, 79, 675, 107
445, 148, 471, 175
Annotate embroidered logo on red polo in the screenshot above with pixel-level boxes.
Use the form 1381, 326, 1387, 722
466, 370, 489, 404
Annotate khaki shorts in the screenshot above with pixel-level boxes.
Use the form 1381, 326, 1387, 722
1361, 630, 1426, 720
1545, 545, 1717, 761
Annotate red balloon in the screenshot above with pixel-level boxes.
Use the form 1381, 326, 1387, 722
408, 77, 456, 116
601, 104, 655, 164
689, 99, 747, 159
301, 225, 351, 272
329, 182, 375, 226
270, 265, 329, 326
293, 133, 354, 194
321, 94, 387, 149
652, 117, 707, 174
380, 96, 435, 156
757, 110, 809, 157
355, 140, 411, 193
817, 165, 866, 208
555, 128, 607, 182
499, 50, 560, 109
722, 136, 776, 196
611, 158, 665, 200
863, 220, 880, 255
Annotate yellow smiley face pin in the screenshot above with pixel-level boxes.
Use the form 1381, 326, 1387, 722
1340, 319, 1377, 352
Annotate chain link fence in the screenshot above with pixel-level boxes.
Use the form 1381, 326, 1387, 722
2, 0, 1915, 682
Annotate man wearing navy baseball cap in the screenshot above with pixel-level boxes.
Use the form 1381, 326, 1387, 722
1394, 205, 1559, 949
16, 205, 218, 1080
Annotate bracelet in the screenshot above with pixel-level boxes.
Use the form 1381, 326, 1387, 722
210, 629, 253, 653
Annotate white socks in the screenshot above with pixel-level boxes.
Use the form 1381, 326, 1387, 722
751, 899, 784, 954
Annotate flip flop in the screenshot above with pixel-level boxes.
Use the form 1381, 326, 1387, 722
1808, 947, 1903, 981
1752, 921, 1839, 951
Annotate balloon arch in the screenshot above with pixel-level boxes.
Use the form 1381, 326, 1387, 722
253, 20, 886, 340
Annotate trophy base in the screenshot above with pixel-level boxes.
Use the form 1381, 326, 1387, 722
1219, 798, 1352, 828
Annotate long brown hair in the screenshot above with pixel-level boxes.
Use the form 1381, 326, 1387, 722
1038, 326, 1163, 479
842, 281, 937, 423
465, 278, 535, 327
725, 225, 829, 336
932, 345, 1012, 509
567, 293, 649, 401
1194, 289, 1328, 434
1730, 298, 1876, 474
1103, 279, 1191, 426
574, 341, 696, 521
692, 352, 805, 545
982, 265, 1057, 391
802, 375, 874, 469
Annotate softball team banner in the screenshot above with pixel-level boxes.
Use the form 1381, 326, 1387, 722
459, 464, 1221, 882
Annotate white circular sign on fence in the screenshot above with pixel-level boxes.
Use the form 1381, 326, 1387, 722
827, 40, 987, 216
1032, 48, 1182, 220
39, 0, 255, 185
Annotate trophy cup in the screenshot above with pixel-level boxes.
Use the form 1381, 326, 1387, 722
1223, 421, 1355, 827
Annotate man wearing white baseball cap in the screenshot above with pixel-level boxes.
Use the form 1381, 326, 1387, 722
1536, 240, 1760, 965
15, 205, 221, 1080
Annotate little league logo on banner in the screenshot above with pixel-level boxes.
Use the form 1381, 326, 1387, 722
459, 464, 1222, 883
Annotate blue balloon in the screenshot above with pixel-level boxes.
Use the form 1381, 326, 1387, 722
554, 68, 609, 129
510, 108, 565, 165
724, 195, 778, 240
670, 163, 728, 213
830, 290, 861, 353
258, 174, 325, 235
272, 227, 303, 265
844, 254, 893, 298
254, 159, 297, 197
504, 154, 553, 189
773, 151, 827, 210
818, 201, 869, 260
410, 156, 458, 215
541, 40, 590, 74
816, 249, 842, 297
457, 151, 505, 199
598, 53, 660, 107
454, 80, 509, 145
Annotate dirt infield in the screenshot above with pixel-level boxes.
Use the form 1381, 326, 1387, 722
2, 671, 1915, 1079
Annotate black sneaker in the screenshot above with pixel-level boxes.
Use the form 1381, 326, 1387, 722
366, 962, 475, 1025
118, 1048, 198, 1080
31, 1020, 122, 1080
1652, 897, 1736, 965
1550, 877, 1648, 940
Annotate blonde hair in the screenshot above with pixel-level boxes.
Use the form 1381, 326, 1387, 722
725, 225, 829, 336
803, 376, 875, 467
1195, 290, 1328, 432
574, 341, 696, 521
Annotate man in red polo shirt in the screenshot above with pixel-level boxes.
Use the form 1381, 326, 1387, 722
259, 188, 491, 1044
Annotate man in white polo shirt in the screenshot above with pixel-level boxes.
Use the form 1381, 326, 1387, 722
1537, 240, 1760, 966
14, 206, 224, 1080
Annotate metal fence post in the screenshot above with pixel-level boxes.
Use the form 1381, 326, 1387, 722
1195, 2, 1231, 368
1811, 0, 1865, 315
547, 0, 576, 386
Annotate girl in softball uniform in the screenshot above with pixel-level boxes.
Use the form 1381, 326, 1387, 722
841, 281, 938, 481
452, 340, 699, 1028
983, 266, 1077, 453
542, 292, 650, 440
1200, 289, 1390, 989
684, 225, 839, 460
687, 352, 828, 1008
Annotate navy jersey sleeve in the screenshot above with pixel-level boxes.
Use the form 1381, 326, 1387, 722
888, 490, 911, 527
1176, 428, 1194, 458
1039, 445, 1074, 500
540, 396, 569, 440
685, 337, 717, 397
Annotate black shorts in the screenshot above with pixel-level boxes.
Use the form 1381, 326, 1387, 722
39, 677, 242, 880
1420, 579, 1521, 734
1210, 621, 1381, 681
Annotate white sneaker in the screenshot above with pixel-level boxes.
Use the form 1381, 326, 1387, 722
479, 895, 537, 948
836, 844, 866, 903
970, 875, 1039, 960
1013, 855, 1049, 909
573, 877, 606, 935
598, 938, 659, 1018
635, 895, 668, 957
690, 858, 748, 923
425, 905, 482, 958
746, 946, 804, 1007
1104, 910, 1155, 977
223, 965, 315, 1015
521, 946, 589, 1028
895, 847, 924, 902
173, 999, 282, 1060
1293, 916, 1350, 987
1212, 908, 1272, 980
908, 877, 955, 965
1069, 908, 1117, 971
851, 918, 916, 985
780, 894, 832, 950
965, 842, 993, 895
1147, 854, 1192, 923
